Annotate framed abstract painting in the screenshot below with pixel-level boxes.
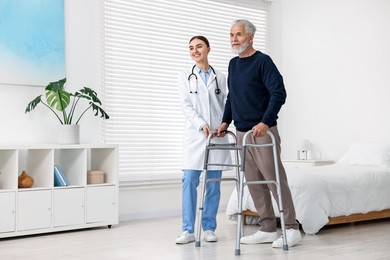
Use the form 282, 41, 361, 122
0, 0, 65, 86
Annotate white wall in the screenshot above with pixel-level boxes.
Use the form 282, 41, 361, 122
119, 182, 236, 221
276, 0, 390, 160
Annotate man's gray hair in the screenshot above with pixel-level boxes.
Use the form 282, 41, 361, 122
232, 19, 257, 35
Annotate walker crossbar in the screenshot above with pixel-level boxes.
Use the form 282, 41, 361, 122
206, 163, 241, 167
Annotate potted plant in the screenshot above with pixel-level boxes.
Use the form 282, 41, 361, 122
25, 78, 109, 143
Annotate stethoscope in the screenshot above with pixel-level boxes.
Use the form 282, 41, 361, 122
188, 65, 221, 95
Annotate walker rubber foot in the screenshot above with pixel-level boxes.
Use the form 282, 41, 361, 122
195, 241, 201, 247
235, 249, 241, 255
283, 244, 289, 251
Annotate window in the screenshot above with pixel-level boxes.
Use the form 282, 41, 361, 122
102, 0, 269, 184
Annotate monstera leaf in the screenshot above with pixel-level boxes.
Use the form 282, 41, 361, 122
25, 78, 109, 125
45, 78, 70, 112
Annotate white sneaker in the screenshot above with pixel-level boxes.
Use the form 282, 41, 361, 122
240, 230, 278, 244
204, 230, 218, 242
272, 229, 302, 248
175, 231, 195, 244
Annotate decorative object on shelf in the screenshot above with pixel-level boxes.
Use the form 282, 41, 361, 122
54, 164, 70, 186
87, 170, 105, 184
297, 139, 311, 160
18, 170, 34, 188
25, 78, 110, 144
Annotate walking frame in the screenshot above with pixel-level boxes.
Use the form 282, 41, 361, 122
195, 130, 288, 255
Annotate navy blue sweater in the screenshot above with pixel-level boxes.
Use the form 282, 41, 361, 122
222, 51, 287, 132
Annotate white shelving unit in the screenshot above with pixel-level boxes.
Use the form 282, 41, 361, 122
0, 144, 118, 238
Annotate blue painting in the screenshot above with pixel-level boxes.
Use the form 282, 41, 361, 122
0, 0, 65, 86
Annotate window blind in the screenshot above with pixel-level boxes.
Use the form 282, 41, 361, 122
102, 0, 269, 184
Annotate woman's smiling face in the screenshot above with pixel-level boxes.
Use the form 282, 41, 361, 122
189, 38, 210, 63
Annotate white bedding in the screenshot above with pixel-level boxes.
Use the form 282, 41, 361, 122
225, 164, 390, 235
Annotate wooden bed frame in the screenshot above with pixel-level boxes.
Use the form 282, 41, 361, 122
242, 209, 390, 226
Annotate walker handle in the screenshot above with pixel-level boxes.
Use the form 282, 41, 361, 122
206, 130, 237, 145
242, 129, 276, 146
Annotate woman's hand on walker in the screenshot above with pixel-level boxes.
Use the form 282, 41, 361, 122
202, 124, 212, 139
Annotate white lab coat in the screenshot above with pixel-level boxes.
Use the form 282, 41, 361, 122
177, 66, 232, 170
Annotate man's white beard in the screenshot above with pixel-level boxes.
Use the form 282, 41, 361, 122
231, 41, 249, 55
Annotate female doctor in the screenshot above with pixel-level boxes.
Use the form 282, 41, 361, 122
176, 35, 231, 244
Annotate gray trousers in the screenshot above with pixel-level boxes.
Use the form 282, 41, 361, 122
237, 126, 299, 232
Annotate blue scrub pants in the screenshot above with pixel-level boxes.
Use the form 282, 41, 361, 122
181, 170, 222, 233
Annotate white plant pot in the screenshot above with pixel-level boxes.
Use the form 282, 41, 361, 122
58, 125, 80, 144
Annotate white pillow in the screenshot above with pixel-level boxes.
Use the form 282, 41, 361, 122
337, 142, 390, 166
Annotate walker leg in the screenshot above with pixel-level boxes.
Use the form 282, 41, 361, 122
195, 169, 207, 247
278, 205, 289, 250
278, 197, 288, 250
234, 151, 243, 239
271, 136, 289, 251
235, 169, 245, 255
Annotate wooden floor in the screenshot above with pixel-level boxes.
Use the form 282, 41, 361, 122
0, 213, 390, 260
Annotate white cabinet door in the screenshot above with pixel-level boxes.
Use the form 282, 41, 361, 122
0, 192, 16, 233
86, 186, 115, 223
17, 190, 52, 231
53, 188, 85, 227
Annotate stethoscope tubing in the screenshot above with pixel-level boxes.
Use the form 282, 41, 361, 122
188, 65, 221, 95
